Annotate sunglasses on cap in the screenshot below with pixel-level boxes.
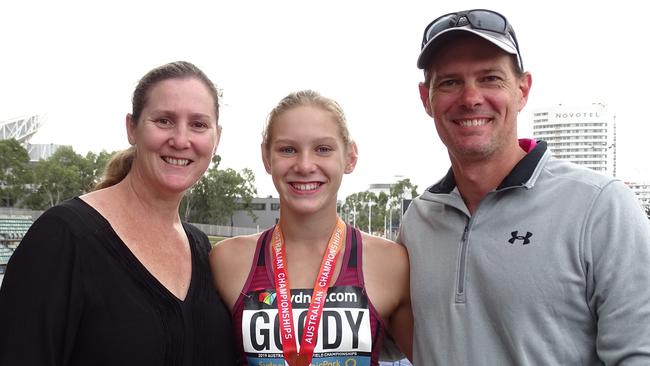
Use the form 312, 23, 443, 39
420, 9, 523, 70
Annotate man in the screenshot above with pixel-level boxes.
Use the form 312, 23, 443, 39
399, 9, 650, 365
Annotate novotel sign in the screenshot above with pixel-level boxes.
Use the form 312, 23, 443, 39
555, 112, 601, 119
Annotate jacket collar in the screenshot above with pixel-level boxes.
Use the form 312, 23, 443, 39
428, 140, 548, 194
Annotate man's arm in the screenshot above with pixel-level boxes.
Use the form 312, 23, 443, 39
585, 180, 650, 364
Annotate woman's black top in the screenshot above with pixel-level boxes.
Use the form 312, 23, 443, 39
0, 197, 236, 365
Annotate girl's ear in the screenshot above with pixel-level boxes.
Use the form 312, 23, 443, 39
261, 143, 272, 174
344, 141, 358, 174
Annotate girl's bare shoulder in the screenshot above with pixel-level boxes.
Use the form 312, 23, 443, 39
361, 233, 407, 258
210, 233, 261, 267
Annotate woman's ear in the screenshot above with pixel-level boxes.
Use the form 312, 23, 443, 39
126, 113, 136, 145
212, 125, 222, 156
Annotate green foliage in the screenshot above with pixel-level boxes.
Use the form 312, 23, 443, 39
181, 155, 257, 225
0, 139, 31, 206
341, 178, 419, 236
389, 178, 419, 201
1, 143, 256, 220
342, 191, 379, 234
26, 147, 86, 208
84, 150, 114, 188
23, 147, 116, 209
1, 139, 424, 238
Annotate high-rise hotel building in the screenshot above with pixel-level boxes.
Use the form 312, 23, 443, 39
625, 181, 650, 211
531, 103, 616, 177
531, 104, 649, 212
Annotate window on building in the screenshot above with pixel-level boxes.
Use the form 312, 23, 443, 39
237, 203, 267, 211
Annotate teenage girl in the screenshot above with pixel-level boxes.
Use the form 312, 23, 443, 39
210, 90, 411, 366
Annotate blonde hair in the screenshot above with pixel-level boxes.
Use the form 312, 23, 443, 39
93, 147, 135, 190
262, 90, 351, 150
93, 61, 219, 190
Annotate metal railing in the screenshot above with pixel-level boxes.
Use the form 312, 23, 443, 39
189, 223, 261, 237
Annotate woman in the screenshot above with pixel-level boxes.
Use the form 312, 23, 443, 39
210, 90, 412, 366
0, 61, 236, 365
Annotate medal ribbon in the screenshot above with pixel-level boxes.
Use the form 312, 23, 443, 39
270, 217, 346, 366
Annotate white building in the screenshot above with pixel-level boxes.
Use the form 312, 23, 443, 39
625, 181, 650, 211
531, 104, 616, 177
231, 196, 280, 230
367, 183, 392, 197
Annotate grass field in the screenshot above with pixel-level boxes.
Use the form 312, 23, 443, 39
208, 236, 227, 247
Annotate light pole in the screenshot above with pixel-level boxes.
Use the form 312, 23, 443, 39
368, 200, 374, 234
388, 205, 393, 239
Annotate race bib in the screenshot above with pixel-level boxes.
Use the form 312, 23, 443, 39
242, 286, 372, 366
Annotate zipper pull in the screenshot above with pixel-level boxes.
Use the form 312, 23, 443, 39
461, 225, 469, 242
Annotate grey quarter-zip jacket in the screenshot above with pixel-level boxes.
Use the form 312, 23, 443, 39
399, 140, 650, 366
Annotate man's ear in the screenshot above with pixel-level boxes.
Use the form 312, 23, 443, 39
344, 141, 359, 174
419, 82, 433, 117
517, 72, 533, 112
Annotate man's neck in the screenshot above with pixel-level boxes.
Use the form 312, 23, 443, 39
451, 145, 527, 215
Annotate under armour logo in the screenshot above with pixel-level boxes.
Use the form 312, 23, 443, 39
508, 231, 533, 245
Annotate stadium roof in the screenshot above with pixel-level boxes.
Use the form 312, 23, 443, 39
0, 115, 42, 144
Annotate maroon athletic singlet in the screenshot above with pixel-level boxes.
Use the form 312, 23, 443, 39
232, 224, 386, 365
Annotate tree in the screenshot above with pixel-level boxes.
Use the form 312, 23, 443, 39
82, 150, 116, 190
387, 178, 419, 235
0, 139, 31, 207
389, 178, 419, 202
181, 156, 257, 225
25, 147, 89, 209
343, 191, 379, 234
341, 178, 419, 237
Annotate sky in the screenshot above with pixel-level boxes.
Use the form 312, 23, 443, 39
2, 0, 649, 199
